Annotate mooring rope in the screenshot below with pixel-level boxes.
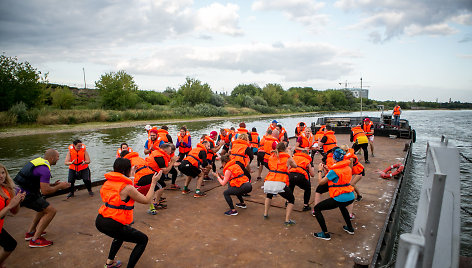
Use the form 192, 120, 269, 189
461, 206, 472, 217
460, 152, 472, 163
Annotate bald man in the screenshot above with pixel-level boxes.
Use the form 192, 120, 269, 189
14, 149, 71, 248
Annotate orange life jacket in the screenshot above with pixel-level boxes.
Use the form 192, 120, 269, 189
295, 122, 306, 137
259, 135, 279, 161
267, 124, 277, 132
157, 129, 169, 143
393, 105, 401, 115
0, 186, 12, 233
314, 125, 326, 142
223, 159, 249, 187
326, 152, 335, 167
123, 152, 145, 169
116, 147, 133, 158
68, 144, 88, 172
289, 152, 312, 180
177, 132, 192, 153
278, 127, 287, 142
147, 126, 158, 139
327, 160, 354, 199
344, 148, 364, 175
352, 126, 368, 144
219, 129, 231, 144
230, 139, 250, 166
249, 132, 259, 148
184, 143, 207, 168
145, 147, 170, 172
265, 152, 290, 185
146, 138, 160, 153
98, 172, 135, 225
321, 131, 337, 153
232, 128, 249, 142
298, 132, 314, 150
201, 136, 216, 160
363, 121, 374, 136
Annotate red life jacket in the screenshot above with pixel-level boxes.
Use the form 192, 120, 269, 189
223, 159, 249, 187
295, 122, 306, 137
249, 132, 259, 148
344, 148, 364, 175
327, 160, 354, 199
265, 152, 290, 185
0, 186, 12, 232
363, 121, 374, 136
259, 135, 279, 161
314, 125, 326, 142
393, 105, 401, 115
278, 127, 287, 142
297, 132, 314, 152
98, 172, 135, 225
230, 139, 250, 166
290, 152, 312, 180
146, 138, 160, 153
123, 152, 145, 169
201, 136, 216, 160
177, 132, 192, 153
68, 144, 88, 172
219, 129, 231, 144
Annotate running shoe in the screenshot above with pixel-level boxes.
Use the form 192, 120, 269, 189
224, 210, 238, 216
284, 219, 296, 226
313, 232, 331, 241
181, 189, 191, 194
88, 191, 94, 196
169, 184, 181, 190
302, 205, 311, 212
154, 202, 167, 209
105, 260, 122, 268
159, 197, 166, 202
343, 226, 355, 235
242, 193, 250, 197
365, 160, 370, 164
25, 231, 46, 241
194, 192, 207, 198
235, 203, 247, 209
147, 208, 157, 215
66, 193, 74, 199
312, 210, 316, 217
350, 213, 356, 220
29, 237, 53, 248
263, 215, 269, 220
356, 195, 363, 202
203, 177, 212, 181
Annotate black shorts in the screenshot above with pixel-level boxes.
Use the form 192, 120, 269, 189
257, 152, 266, 166
68, 167, 91, 182
136, 173, 166, 190
21, 192, 49, 212
0, 228, 17, 252
355, 169, 365, 176
178, 160, 201, 178
222, 144, 230, 153
315, 183, 329, 194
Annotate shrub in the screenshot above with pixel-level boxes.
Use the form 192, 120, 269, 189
251, 104, 276, 114
210, 94, 225, 107
136, 90, 169, 105
253, 96, 267, 106
193, 104, 228, 117
8, 102, 29, 123
0, 112, 17, 127
51, 86, 75, 109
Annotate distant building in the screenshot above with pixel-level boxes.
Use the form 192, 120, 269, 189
347, 88, 369, 99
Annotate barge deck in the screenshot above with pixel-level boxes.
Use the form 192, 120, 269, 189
4, 134, 411, 267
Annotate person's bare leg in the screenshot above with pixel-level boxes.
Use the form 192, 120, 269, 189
257, 165, 263, 178
155, 188, 165, 202
33, 206, 56, 240
196, 174, 204, 190
184, 176, 192, 188
27, 211, 44, 234
347, 203, 354, 216
285, 203, 294, 222
0, 251, 12, 267
314, 192, 322, 206
369, 141, 374, 155
264, 198, 271, 216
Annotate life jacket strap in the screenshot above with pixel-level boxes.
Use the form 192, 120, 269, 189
105, 203, 134, 210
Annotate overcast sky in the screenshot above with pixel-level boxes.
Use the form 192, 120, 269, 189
1, 0, 471, 102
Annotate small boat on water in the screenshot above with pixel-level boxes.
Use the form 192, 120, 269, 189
311, 114, 416, 142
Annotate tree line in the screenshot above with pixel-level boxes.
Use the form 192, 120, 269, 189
2, 54, 471, 124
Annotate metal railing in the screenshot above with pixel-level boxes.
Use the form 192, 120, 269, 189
395, 136, 460, 268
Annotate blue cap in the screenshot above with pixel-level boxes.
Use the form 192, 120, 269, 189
333, 148, 345, 162
272, 120, 278, 123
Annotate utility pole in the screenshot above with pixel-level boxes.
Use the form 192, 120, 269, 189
360, 77, 363, 118
83, 67, 87, 89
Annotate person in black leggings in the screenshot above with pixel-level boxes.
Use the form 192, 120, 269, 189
96, 158, 162, 268
217, 155, 252, 216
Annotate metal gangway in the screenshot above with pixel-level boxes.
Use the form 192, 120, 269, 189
396, 136, 461, 268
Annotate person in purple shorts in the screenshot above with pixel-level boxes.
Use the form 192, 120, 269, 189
14, 149, 70, 248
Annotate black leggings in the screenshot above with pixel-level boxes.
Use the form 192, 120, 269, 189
68, 168, 92, 194
289, 172, 311, 204
177, 152, 188, 163
352, 143, 369, 161
266, 186, 295, 204
169, 167, 177, 184
95, 214, 148, 268
224, 182, 252, 209
0, 228, 17, 252
313, 198, 353, 233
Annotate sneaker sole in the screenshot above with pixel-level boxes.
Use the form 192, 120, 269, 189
225, 213, 238, 216
29, 242, 53, 248
235, 205, 247, 209
343, 228, 354, 235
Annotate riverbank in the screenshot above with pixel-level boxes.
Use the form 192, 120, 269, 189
0, 111, 319, 138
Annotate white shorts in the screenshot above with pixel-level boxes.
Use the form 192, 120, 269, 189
368, 135, 374, 142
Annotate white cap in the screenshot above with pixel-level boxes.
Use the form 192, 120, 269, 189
145, 124, 151, 131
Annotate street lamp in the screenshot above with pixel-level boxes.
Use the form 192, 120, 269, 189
360, 77, 363, 118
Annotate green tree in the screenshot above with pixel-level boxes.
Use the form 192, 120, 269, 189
177, 77, 212, 105
262, 83, 283, 106
0, 54, 48, 111
51, 86, 75, 109
231, 84, 262, 98
95, 70, 139, 110
325, 89, 348, 107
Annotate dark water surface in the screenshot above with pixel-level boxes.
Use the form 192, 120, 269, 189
0, 110, 470, 256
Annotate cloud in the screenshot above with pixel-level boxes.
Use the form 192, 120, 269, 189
459, 33, 472, 42
116, 42, 354, 82
0, 0, 242, 49
252, 0, 329, 32
335, 0, 472, 42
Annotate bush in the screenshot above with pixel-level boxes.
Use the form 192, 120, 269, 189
251, 104, 276, 114
193, 104, 228, 117
51, 86, 75, 109
136, 90, 169, 105
0, 112, 17, 127
253, 96, 267, 106
96, 70, 139, 110
8, 102, 29, 123
210, 94, 225, 107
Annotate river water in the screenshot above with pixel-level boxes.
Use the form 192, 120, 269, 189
0, 109, 470, 257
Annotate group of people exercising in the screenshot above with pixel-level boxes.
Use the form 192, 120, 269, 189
0, 119, 375, 268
